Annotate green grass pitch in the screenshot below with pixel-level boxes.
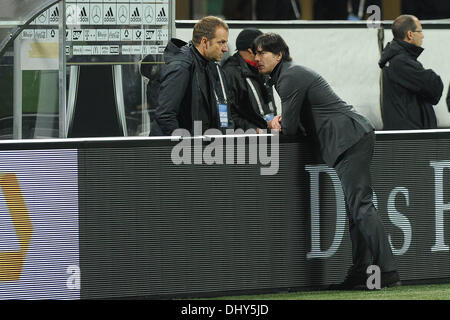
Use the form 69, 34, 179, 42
206, 283, 450, 300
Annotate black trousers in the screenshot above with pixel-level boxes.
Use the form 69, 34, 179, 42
334, 131, 397, 273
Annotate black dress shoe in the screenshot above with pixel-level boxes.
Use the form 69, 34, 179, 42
328, 266, 368, 290
328, 276, 367, 290
381, 271, 401, 288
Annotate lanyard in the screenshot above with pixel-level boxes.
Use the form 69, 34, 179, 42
214, 64, 228, 104
246, 78, 264, 115
246, 78, 275, 115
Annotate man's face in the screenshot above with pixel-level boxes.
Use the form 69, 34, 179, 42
254, 46, 281, 74
410, 19, 424, 47
246, 48, 256, 62
204, 27, 229, 62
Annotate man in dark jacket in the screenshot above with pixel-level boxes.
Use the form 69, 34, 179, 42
254, 33, 400, 290
222, 28, 279, 132
150, 16, 233, 136
379, 15, 443, 130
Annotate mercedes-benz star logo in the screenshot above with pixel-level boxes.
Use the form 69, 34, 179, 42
145, 6, 154, 24
92, 6, 101, 24
119, 6, 128, 24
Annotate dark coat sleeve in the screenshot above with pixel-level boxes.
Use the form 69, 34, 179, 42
391, 58, 444, 105
230, 103, 258, 131
279, 72, 307, 136
153, 61, 191, 136
222, 66, 259, 131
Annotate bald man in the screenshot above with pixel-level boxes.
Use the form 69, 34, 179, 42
379, 15, 443, 130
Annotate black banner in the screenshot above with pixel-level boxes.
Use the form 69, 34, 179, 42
77, 133, 450, 299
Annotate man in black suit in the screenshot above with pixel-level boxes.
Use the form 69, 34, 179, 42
254, 33, 400, 290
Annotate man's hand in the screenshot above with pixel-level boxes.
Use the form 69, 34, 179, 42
267, 115, 282, 132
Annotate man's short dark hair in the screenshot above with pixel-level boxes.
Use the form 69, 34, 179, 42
392, 15, 419, 40
236, 28, 263, 51
192, 16, 229, 46
253, 33, 292, 62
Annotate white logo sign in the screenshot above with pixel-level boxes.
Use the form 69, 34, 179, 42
130, 5, 143, 25
144, 5, 155, 24
103, 5, 117, 25
118, 4, 129, 24
90, 5, 102, 25
66, 5, 77, 25
49, 5, 59, 24
155, 4, 168, 24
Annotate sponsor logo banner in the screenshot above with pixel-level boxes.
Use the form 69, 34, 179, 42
0, 150, 79, 300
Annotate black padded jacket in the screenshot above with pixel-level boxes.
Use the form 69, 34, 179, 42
222, 53, 276, 131
379, 39, 443, 130
150, 38, 234, 136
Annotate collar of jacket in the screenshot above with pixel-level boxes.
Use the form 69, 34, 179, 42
393, 39, 424, 59
268, 60, 284, 86
236, 53, 259, 78
163, 38, 190, 64
243, 58, 259, 69
238, 53, 272, 104
190, 43, 210, 67
188, 42, 219, 122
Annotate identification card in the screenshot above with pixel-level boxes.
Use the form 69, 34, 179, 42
219, 104, 229, 128
264, 113, 275, 122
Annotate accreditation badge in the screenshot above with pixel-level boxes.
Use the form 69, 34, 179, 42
219, 104, 229, 128
264, 113, 275, 122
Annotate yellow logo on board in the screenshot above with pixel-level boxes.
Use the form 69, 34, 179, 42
0, 174, 33, 282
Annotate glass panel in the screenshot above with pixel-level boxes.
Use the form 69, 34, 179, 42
0, 32, 60, 140
22, 70, 59, 138
65, 0, 171, 138
0, 1, 58, 22
0, 0, 174, 139
0, 1, 59, 56
0, 51, 13, 139
137, 53, 164, 136
16, 12, 61, 139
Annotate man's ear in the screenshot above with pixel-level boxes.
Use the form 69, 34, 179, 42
276, 52, 282, 62
406, 30, 413, 41
201, 36, 209, 48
